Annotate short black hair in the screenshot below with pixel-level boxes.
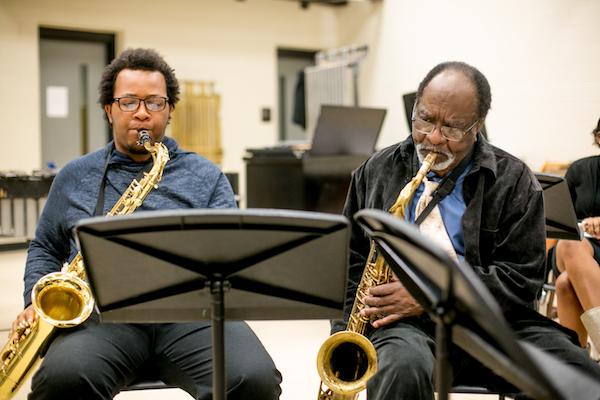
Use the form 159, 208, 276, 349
98, 48, 180, 108
416, 61, 492, 121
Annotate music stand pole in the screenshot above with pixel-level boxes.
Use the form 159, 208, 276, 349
211, 279, 228, 400
434, 303, 453, 400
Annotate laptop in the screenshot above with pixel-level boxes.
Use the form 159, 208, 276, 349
308, 105, 386, 156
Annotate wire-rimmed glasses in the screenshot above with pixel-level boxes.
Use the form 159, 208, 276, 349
411, 103, 479, 141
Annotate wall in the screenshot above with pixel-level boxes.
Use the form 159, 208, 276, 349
339, 0, 600, 172
2, 0, 600, 200
0, 0, 358, 205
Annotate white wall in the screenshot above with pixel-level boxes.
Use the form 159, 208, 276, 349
0, 0, 357, 205
340, 0, 600, 172
2, 0, 600, 198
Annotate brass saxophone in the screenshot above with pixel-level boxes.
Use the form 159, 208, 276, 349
317, 152, 437, 400
0, 131, 170, 400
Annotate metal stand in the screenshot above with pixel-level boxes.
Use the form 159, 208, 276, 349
75, 208, 350, 400
354, 209, 600, 400
211, 280, 227, 399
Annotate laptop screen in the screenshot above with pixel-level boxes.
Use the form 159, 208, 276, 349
309, 105, 386, 156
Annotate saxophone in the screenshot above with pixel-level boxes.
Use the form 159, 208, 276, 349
317, 152, 437, 400
0, 130, 169, 400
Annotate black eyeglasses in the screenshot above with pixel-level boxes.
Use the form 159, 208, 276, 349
411, 103, 479, 142
113, 96, 169, 112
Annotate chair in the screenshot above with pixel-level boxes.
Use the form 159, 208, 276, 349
539, 161, 570, 177
450, 385, 506, 399
120, 359, 175, 392
536, 238, 558, 319
123, 379, 171, 391
535, 162, 571, 321
538, 272, 558, 320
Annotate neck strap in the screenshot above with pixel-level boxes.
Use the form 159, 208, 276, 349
94, 143, 152, 217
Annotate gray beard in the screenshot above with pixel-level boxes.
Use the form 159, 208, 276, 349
415, 143, 455, 171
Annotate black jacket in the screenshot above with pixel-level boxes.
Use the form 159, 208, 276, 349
564, 155, 599, 219
341, 133, 546, 322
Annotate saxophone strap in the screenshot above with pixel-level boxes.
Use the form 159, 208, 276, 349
412, 145, 474, 226
94, 142, 153, 217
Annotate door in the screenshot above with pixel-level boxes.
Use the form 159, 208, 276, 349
39, 29, 114, 169
277, 49, 317, 142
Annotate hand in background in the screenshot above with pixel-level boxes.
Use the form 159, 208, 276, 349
581, 217, 600, 239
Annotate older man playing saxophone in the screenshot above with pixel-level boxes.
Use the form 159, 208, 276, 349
334, 61, 600, 400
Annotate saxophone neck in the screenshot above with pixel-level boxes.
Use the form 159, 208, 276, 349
389, 152, 437, 218
143, 140, 160, 154
144, 142, 170, 181
106, 141, 170, 217
136, 129, 166, 155
417, 152, 437, 177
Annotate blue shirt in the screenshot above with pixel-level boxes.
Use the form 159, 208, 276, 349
407, 159, 473, 263
23, 137, 236, 307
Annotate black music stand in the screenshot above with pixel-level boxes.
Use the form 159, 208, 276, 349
535, 172, 582, 240
74, 208, 350, 400
354, 209, 600, 400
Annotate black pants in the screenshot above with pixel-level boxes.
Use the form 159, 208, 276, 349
365, 309, 600, 400
29, 314, 282, 400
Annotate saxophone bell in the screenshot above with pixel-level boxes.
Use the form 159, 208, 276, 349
31, 272, 95, 328
317, 331, 377, 399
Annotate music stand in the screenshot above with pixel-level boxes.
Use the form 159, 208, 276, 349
534, 172, 582, 240
74, 208, 350, 400
354, 208, 600, 400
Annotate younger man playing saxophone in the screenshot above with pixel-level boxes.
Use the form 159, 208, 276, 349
8, 48, 281, 400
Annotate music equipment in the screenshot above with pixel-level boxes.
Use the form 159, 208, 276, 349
316, 152, 437, 400
304, 44, 368, 140
0, 130, 169, 400
170, 81, 222, 166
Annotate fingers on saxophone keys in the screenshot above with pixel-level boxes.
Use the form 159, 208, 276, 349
363, 294, 381, 307
10, 320, 31, 340
18, 320, 29, 328
361, 304, 381, 318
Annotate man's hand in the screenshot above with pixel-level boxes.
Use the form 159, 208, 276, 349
8, 305, 37, 339
360, 275, 423, 328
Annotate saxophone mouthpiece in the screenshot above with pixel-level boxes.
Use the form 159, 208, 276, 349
136, 130, 151, 147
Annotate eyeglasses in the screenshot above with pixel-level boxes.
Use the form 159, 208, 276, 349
113, 96, 169, 112
411, 104, 479, 142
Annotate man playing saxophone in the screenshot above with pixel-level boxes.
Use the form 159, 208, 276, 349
7, 48, 281, 400
336, 61, 600, 399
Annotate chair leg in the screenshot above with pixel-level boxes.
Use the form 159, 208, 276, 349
545, 287, 557, 319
